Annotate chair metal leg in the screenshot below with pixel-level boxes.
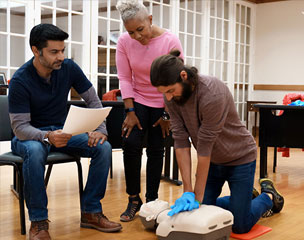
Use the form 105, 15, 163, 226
75, 159, 84, 209
16, 164, 26, 235
44, 164, 53, 187
273, 147, 277, 173
109, 154, 113, 179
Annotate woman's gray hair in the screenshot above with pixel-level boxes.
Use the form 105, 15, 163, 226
116, 0, 149, 22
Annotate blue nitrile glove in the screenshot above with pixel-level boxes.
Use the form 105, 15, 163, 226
289, 100, 304, 106
167, 192, 200, 216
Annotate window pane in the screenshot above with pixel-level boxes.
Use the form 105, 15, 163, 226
247, 7, 251, 26
209, 61, 214, 76
224, 21, 229, 40
245, 66, 249, 83
98, 76, 106, 98
110, 0, 120, 20
196, 0, 202, 12
216, 40, 221, 60
56, 10, 69, 34
236, 4, 240, 23
110, 21, 120, 46
110, 76, 119, 91
41, 0, 53, 7
215, 62, 221, 79
216, 19, 222, 39
71, 43, 83, 66
0, 7, 7, 32
187, 35, 193, 56
217, 0, 223, 18
10, 5, 25, 34
0, 35, 7, 66
246, 46, 250, 64
195, 37, 202, 57
180, 9, 185, 32
223, 62, 228, 81
240, 45, 244, 63
56, 0, 69, 10
224, 0, 229, 20
210, 18, 215, 38
240, 25, 245, 44
241, 5, 246, 24
41, 7, 53, 24
196, 14, 202, 35
223, 42, 228, 61
10, 36, 25, 67
188, 12, 194, 34
210, 0, 215, 17
246, 27, 250, 44
98, 18, 108, 45
209, 39, 215, 59
72, 14, 83, 42
163, 5, 170, 29
98, 48, 107, 73
72, 0, 83, 12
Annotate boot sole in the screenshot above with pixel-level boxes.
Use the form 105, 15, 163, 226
80, 223, 122, 232
260, 178, 284, 213
120, 215, 136, 222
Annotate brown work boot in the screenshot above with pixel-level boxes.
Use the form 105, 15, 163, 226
81, 212, 122, 233
29, 220, 51, 240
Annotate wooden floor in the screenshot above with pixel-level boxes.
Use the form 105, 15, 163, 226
1, 143, 304, 240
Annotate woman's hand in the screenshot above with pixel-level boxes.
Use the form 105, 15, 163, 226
153, 118, 170, 138
122, 112, 142, 138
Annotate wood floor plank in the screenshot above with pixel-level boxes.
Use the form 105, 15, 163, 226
1, 147, 304, 240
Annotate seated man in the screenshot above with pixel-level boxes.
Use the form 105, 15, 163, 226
8, 23, 122, 240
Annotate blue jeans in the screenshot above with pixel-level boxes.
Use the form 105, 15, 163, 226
202, 161, 273, 234
122, 102, 165, 201
11, 126, 112, 221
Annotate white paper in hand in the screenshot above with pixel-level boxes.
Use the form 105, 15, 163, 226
63, 105, 112, 136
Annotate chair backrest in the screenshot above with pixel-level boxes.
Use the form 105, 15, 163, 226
0, 95, 13, 141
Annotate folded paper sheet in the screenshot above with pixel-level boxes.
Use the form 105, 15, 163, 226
63, 105, 112, 136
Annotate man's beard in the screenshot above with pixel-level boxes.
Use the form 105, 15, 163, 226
39, 55, 62, 70
173, 81, 193, 106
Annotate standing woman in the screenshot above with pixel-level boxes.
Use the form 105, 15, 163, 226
116, 0, 184, 222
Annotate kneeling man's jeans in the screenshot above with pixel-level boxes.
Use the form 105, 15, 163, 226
11, 126, 111, 221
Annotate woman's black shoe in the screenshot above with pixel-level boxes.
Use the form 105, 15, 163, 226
120, 195, 143, 222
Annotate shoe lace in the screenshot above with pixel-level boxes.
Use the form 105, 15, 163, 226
36, 220, 49, 232
124, 200, 141, 218
95, 212, 108, 222
262, 209, 274, 218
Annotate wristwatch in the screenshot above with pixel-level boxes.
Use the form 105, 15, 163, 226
125, 107, 135, 113
43, 132, 51, 145
162, 111, 170, 121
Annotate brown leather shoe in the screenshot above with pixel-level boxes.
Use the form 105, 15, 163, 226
81, 212, 122, 233
29, 220, 51, 240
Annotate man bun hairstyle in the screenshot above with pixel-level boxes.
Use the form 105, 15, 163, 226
150, 49, 198, 87
116, 0, 149, 22
30, 23, 69, 51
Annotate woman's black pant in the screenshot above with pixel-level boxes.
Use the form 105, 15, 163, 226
122, 102, 165, 201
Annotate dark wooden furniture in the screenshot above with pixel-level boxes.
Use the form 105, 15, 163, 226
254, 104, 304, 178
246, 100, 276, 137
0, 85, 8, 95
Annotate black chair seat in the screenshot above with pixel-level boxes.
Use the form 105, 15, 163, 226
0, 151, 79, 163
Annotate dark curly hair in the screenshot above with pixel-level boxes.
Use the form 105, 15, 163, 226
150, 49, 198, 87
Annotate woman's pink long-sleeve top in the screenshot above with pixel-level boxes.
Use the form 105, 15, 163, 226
116, 31, 184, 108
